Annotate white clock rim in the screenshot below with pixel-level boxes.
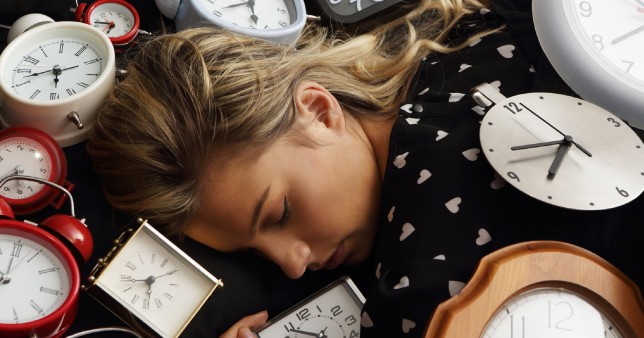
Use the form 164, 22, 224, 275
0, 21, 116, 147
179, 0, 307, 45
533, 0, 644, 130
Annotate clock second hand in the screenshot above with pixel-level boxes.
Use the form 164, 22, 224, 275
519, 103, 592, 157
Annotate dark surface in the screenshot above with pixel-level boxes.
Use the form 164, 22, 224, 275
1, 1, 641, 337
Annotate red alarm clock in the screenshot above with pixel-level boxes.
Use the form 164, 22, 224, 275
0, 176, 93, 338
74, 0, 141, 46
0, 126, 72, 215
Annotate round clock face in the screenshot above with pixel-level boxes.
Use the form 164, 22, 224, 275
5, 37, 104, 102
88, 2, 138, 41
533, 0, 644, 129
482, 288, 624, 338
0, 126, 67, 215
478, 89, 644, 210
256, 277, 364, 338
201, 0, 293, 30
0, 232, 72, 324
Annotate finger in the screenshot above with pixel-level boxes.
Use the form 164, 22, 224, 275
219, 311, 269, 338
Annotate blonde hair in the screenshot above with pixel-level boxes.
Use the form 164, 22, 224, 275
87, 0, 489, 236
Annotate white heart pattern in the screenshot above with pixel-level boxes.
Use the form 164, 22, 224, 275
471, 105, 486, 116
417, 169, 431, 184
400, 103, 413, 113
462, 148, 481, 161
476, 228, 492, 246
433, 254, 446, 260
388, 206, 395, 222
490, 80, 502, 91
406, 118, 420, 125
445, 197, 462, 213
394, 276, 410, 290
490, 173, 506, 190
393, 152, 409, 168
402, 319, 417, 333
375, 262, 381, 279
361, 312, 374, 327
418, 87, 429, 95
400, 223, 415, 241
436, 130, 449, 141
497, 44, 516, 58
449, 93, 465, 102
459, 63, 472, 72
469, 38, 482, 47
448, 280, 466, 296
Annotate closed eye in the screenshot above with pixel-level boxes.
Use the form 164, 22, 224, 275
278, 196, 291, 228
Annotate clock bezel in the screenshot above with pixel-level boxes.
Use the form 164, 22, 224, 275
83, 219, 223, 338
76, 0, 142, 46
424, 241, 644, 338
532, 0, 644, 130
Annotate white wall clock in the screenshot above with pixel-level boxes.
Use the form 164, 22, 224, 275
533, 0, 644, 129
0, 20, 116, 147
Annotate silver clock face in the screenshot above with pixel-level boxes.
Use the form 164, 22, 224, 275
256, 277, 364, 338
482, 288, 625, 338
199, 0, 294, 30
7, 37, 104, 102
0, 234, 71, 324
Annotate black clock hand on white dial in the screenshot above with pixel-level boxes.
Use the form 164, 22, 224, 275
519, 102, 592, 157
289, 328, 327, 338
249, 0, 259, 24
223, 1, 250, 8
548, 135, 574, 177
23, 65, 79, 78
511, 139, 565, 151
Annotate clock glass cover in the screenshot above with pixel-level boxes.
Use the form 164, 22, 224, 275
88, 1, 138, 41
482, 287, 625, 338
0, 229, 72, 323
199, 0, 294, 30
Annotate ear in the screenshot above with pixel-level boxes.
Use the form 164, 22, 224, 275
294, 81, 345, 132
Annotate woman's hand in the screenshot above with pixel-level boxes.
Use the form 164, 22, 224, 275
219, 310, 269, 338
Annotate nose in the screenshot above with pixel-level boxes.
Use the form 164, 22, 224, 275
259, 238, 312, 279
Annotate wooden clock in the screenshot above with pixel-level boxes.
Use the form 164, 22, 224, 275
424, 241, 643, 338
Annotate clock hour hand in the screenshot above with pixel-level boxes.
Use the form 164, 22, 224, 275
223, 1, 250, 8
612, 24, 644, 44
249, 0, 259, 24
289, 329, 326, 337
511, 139, 564, 151
548, 136, 573, 177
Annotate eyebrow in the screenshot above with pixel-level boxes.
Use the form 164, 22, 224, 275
249, 184, 271, 240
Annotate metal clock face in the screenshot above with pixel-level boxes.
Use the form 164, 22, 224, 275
474, 83, 644, 210
533, 0, 644, 129
482, 288, 625, 338
0, 234, 71, 324
91, 221, 221, 338
88, 2, 137, 40
7, 37, 104, 102
256, 276, 364, 338
199, 0, 293, 30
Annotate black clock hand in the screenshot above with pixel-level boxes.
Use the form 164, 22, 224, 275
548, 141, 572, 178
249, 0, 258, 24
23, 65, 79, 77
154, 269, 179, 279
289, 329, 324, 337
511, 139, 564, 151
519, 103, 592, 157
223, 1, 250, 8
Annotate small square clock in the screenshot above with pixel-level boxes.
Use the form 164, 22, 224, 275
307, 0, 404, 23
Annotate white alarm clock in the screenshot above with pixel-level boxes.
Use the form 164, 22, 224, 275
0, 20, 116, 147
155, 0, 307, 45
533, 0, 644, 129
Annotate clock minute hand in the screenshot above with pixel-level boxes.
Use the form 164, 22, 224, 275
223, 1, 249, 8
548, 137, 573, 177
511, 139, 564, 151
289, 329, 325, 337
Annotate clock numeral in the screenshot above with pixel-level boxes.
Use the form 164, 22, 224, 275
125, 261, 137, 270
616, 187, 629, 198
39, 47, 48, 58
143, 298, 150, 310
24, 56, 39, 65
11, 242, 22, 257
131, 294, 140, 304
278, 20, 288, 28
150, 252, 156, 263
160, 258, 168, 268
84, 58, 100, 65
75, 45, 88, 57
607, 117, 621, 128
66, 88, 77, 96
27, 250, 42, 262
38, 268, 56, 274
547, 300, 574, 331
349, 330, 359, 338
16, 69, 31, 74
30, 300, 44, 313
508, 314, 526, 338
77, 82, 90, 88
50, 93, 59, 100
621, 60, 635, 74
39, 286, 60, 295
120, 274, 132, 281
163, 292, 173, 300
212, 10, 222, 17
502, 102, 522, 114
331, 304, 343, 317
578, 1, 592, 17
345, 314, 357, 326
296, 308, 310, 321
154, 298, 163, 308
59, 42, 64, 53
29, 89, 42, 100
283, 321, 294, 333
592, 34, 604, 51
507, 171, 520, 182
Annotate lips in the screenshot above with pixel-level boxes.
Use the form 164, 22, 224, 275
323, 241, 346, 270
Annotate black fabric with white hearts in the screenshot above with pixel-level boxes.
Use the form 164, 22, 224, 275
358, 8, 644, 338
